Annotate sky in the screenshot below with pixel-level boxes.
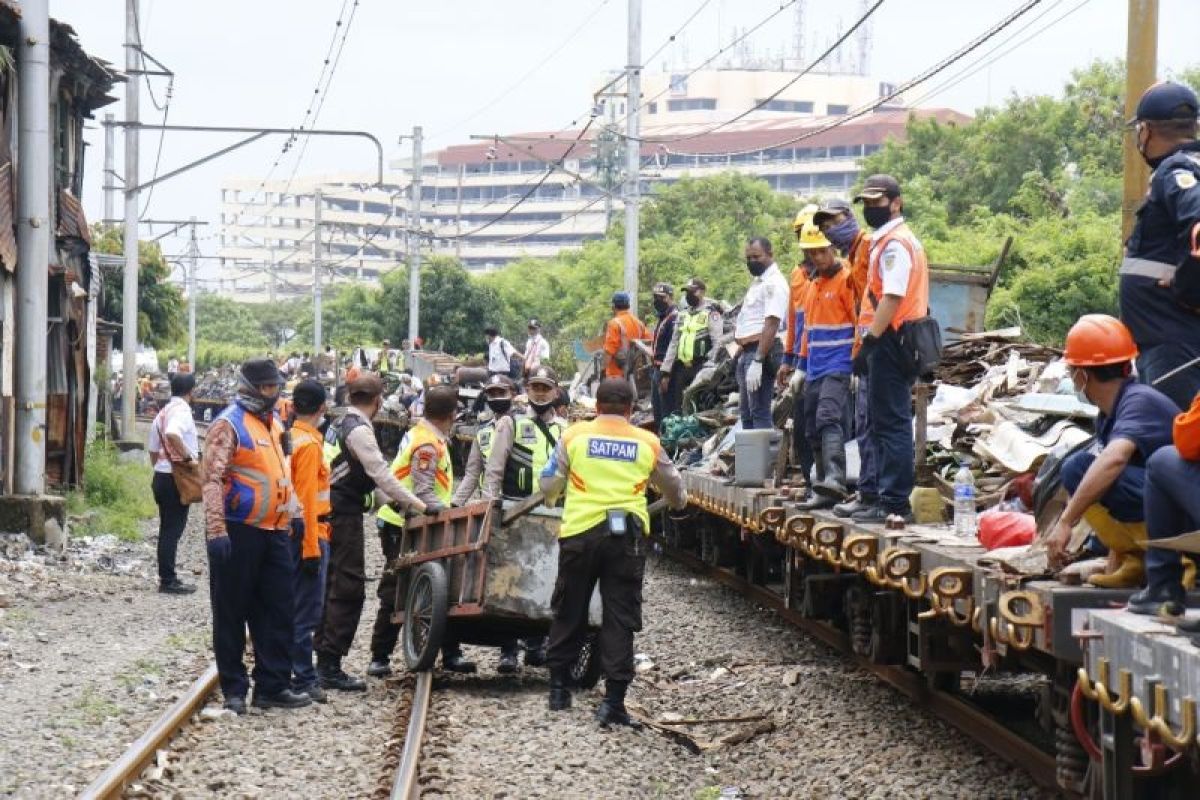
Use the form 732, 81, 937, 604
50, 0, 1199, 280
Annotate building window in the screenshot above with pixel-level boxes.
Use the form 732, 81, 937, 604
827, 104, 850, 115
647, 102, 657, 114
758, 99, 813, 113
666, 98, 717, 112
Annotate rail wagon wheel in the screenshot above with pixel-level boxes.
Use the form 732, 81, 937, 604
403, 561, 448, 672
570, 632, 603, 689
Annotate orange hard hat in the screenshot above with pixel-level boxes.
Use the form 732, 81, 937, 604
1063, 314, 1138, 367
1175, 393, 1200, 461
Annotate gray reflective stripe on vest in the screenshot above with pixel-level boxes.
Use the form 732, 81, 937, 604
1120, 256, 1177, 281
229, 464, 273, 526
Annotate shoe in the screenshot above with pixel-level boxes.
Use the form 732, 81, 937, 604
223, 696, 247, 715
251, 688, 313, 710
367, 659, 392, 677
1082, 506, 1148, 589
159, 580, 197, 595
549, 671, 571, 711
297, 683, 328, 703
594, 699, 643, 729
318, 663, 367, 691
834, 494, 875, 518
1128, 584, 1187, 618
850, 505, 889, 524
1087, 554, 1146, 589
812, 430, 848, 500
797, 492, 836, 511
442, 653, 477, 674
497, 651, 520, 674
524, 645, 547, 667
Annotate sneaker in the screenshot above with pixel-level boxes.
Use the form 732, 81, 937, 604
1128, 584, 1187, 618
159, 579, 197, 595
297, 683, 328, 703
497, 652, 520, 674
442, 653, 477, 674
366, 659, 392, 677
251, 688, 313, 710
594, 699, 642, 729
223, 696, 247, 715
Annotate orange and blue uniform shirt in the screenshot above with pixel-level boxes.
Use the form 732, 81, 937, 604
798, 262, 859, 379
783, 264, 815, 368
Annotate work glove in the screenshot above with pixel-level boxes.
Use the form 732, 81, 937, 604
301, 555, 322, 577
852, 334, 878, 377
207, 535, 232, 566
789, 368, 806, 395
745, 359, 763, 392
424, 501, 448, 516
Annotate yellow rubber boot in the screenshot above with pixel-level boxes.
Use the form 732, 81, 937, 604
1082, 505, 1148, 589
1183, 557, 1196, 591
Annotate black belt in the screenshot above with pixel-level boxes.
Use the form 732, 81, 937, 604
317, 514, 332, 524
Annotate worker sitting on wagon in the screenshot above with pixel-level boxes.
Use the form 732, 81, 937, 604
369, 385, 475, 676
1045, 315, 1178, 587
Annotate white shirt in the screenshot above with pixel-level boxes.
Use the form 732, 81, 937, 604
870, 216, 915, 298
523, 334, 550, 370
487, 337, 516, 373
734, 262, 790, 340
167, 358, 179, 373
147, 397, 199, 474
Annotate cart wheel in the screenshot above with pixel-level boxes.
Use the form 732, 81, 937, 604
403, 561, 448, 672
569, 632, 602, 690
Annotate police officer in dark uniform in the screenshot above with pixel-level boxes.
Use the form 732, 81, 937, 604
1120, 82, 1200, 411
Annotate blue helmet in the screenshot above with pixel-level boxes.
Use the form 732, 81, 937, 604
1132, 82, 1199, 124
611, 291, 631, 309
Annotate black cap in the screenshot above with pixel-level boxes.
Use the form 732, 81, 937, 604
527, 366, 559, 387
682, 277, 706, 292
853, 174, 901, 202
652, 281, 674, 296
1132, 82, 1199, 124
483, 373, 516, 394
813, 197, 853, 224
241, 358, 284, 387
292, 379, 327, 414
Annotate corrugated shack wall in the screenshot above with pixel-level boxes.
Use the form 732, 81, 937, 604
0, 5, 119, 492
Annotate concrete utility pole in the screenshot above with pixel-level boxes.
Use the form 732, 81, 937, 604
1122, 0, 1158, 240
623, 0, 642, 313
14, 0, 50, 495
408, 125, 423, 343
186, 217, 199, 366
103, 113, 116, 224
312, 188, 323, 353
121, 0, 140, 440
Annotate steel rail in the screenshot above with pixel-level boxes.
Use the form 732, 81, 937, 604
79, 663, 219, 799
663, 545, 1062, 794
390, 670, 433, 800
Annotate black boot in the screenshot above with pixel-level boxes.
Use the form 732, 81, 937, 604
595, 679, 642, 729
797, 441, 833, 510
318, 653, 367, 691
813, 430, 848, 500
497, 644, 520, 674
834, 493, 876, 518
252, 688, 313, 710
1128, 582, 1187, 618
441, 644, 477, 674
548, 670, 571, 711
523, 637, 547, 667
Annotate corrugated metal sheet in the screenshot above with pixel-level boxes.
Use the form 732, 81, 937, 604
57, 188, 90, 246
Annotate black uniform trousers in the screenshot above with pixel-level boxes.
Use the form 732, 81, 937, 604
314, 512, 365, 660
151, 471, 189, 585
546, 524, 646, 684
209, 521, 294, 700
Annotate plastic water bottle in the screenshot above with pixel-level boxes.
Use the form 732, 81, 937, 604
953, 463, 977, 539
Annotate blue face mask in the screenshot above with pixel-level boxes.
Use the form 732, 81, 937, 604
825, 217, 860, 251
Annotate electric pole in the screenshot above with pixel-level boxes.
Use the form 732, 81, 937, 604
408, 125, 423, 343
624, 0, 642, 313
121, 0, 140, 440
312, 188, 323, 353
186, 216, 199, 367
14, 0, 49, 496
1122, 0, 1159, 240
103, 113, 115, 224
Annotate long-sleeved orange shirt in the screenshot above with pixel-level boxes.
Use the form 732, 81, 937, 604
784, 264, 814, 367
603, 310, 650, 378
290, 419, 331, 560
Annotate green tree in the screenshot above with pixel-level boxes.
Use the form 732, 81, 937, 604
92, 225, 185, 350
377, 257, 499, 356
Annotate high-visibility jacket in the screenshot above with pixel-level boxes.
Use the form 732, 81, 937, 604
557, 416, 662, 538
475, 420, 498, 490
290, 419, 331, 559
847, 229, 871, 305
216, 403, 294, 531
858, 221, 929, 334
799, 263, 858, 379
503, 416, 563, 498
376, 422, 453, 526
676, 305, 716, 367
604, 310, 650, 378
784, 264, 815, 367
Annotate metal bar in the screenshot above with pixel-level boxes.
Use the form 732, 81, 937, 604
408, 126, 422, 342
120, 0, 140, 441
391, 672, 432, 800
623, 0, 642, 310
130, 132, 267, 192
80, 664, 219, 799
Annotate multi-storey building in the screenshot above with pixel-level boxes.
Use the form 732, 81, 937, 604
216, 70, 968, 302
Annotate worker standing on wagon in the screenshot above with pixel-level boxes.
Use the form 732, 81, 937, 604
603, 291, 650, 380
778, 208, 818, 483
541, 378, 687, 727
660, 278, 723, 414
369, 385, 477, 676
735, 237, 789, 430
202, 358, 309, 714
649, 282, 679, 429
523, 319, 550, 376
1119, 82, 1200, 412
315, 373, 426, 692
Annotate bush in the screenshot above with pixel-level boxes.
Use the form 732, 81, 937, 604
67, 442, 156, 541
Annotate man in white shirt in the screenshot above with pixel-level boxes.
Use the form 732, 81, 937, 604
147, 373, 200, 594
734, 237, 790, 429
523, 319, 550, 375
485, 326, 517, 378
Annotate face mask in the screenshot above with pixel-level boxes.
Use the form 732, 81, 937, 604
531, 400, 554, 415
746, 259, 767, 277
486, 398, 512, 415
236, 376, 279, 416
825, 217, 860, 250
685, 291, 701, 308
863, 205, 892, 230
653, 297, 670, 314
1072, 371, 1089, 405
1137, 130, 1168, 169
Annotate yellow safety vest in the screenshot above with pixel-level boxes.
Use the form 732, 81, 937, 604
476, 421, 496, 490
677, 305, 715, 366
558, 416, 660, 538
377, 423, 453, 526
503, 416, 563, 498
